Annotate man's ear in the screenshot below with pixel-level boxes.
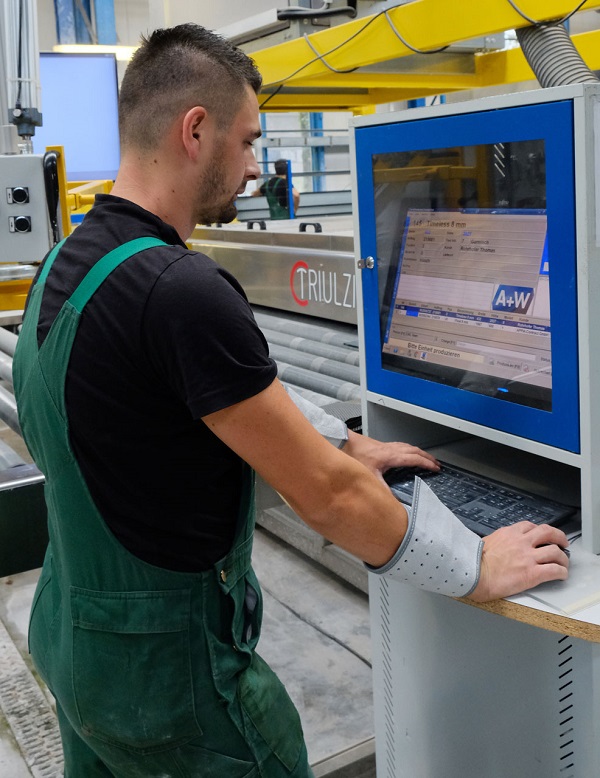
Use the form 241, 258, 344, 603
182, 106, 207, 158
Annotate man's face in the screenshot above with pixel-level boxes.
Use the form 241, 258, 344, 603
194, 87, 261, 225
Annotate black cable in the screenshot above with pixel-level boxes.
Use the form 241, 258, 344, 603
261, 6, 444, 99
384, 9, 448, 54
506, 0, 589, 26
277, 4, 357, 21
561, 0, 590, 23
504, 0, 538, 25
261, 0, 591, 110
261, 8, 383, 94
43, 152, 61, 245
302, 33, 359, 74
259, 83, 285, 110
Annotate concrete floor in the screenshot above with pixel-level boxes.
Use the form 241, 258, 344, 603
0, 528, 375, 777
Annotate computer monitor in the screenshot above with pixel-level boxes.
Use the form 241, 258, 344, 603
382, 206, 551, 410
354, 99, 579, 452
33, 52, 120, 181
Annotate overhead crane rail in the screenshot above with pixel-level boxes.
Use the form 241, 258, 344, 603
249, 0, 600, 112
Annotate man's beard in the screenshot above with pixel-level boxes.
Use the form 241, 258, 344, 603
194, 151, 240, 225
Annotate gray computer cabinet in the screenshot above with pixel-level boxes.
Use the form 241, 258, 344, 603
351, 84, 600, 778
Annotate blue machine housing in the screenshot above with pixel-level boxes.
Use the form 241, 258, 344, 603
355, 99, 579, 453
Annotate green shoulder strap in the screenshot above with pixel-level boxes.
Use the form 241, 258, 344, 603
68, 237, 167, 313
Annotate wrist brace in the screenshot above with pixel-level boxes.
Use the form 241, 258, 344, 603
368, 477, 484, 597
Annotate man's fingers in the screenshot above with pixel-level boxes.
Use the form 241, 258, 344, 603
528, 561, 569, 586
522, 521, 570, 547
380, 445, 440, 472
533, 543, 570, 566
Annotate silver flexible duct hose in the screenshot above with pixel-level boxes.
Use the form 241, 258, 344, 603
516, 23, 599, 87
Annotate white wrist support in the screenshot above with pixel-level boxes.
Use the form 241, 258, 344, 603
285, 385, 349, 448
368, 477, 484, 597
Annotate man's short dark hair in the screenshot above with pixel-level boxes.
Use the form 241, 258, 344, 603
119, 24, 262, 152
274, 159, 288, 176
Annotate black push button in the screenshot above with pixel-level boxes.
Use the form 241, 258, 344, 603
8, 215, 32, 233
6, 186, 30, 204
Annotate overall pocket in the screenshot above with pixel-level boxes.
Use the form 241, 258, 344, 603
238, 652, 304, 773
239, 567, 262, 650
216, 563, 263, 655
71, 587, 201, 753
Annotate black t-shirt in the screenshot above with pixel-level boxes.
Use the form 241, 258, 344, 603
34, 194, 277, 571
259, 176, 288, 207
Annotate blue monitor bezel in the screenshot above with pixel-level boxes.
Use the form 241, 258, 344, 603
355, 99, 579, 453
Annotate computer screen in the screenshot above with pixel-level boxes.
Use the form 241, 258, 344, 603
382, 207, 551, 411
33, 52, 120, 180
354, 100, 579, 452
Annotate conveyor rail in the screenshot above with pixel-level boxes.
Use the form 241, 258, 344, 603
254, 309, 360, 406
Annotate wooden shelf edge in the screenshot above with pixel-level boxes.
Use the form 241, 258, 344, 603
456, 596, 600, 644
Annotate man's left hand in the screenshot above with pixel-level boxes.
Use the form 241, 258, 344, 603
341, 430, 439, 483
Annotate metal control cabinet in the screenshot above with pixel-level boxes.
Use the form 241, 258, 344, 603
351, 84, 600, 778
369, 577, 600, 778
0, 153, 53, 265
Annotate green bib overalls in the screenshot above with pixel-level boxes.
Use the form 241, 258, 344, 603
13, 237, 312, 778
265, 179, 290, 220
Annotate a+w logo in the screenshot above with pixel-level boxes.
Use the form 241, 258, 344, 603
492, 285, 534, 314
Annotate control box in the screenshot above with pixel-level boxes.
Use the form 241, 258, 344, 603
0, 154, 53, 265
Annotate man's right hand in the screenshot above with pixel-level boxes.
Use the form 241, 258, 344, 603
469, 521, 570, 603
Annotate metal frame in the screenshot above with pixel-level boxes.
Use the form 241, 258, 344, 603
250, 0, 600, 112
350, 83, 600, 553
356, 86, 600, 778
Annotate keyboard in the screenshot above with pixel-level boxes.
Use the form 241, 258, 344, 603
384, 461, 576, 537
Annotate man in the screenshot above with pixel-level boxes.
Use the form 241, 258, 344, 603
251, 157, 300, 218
12, 23, 569, 778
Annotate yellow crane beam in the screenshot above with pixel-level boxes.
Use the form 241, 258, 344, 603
251, 0, 600, 112
256, 88, 452, 112
286, 70, 479, 93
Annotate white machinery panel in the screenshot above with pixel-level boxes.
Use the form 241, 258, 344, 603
0, 154, 52, 265
370, 577, 600, 778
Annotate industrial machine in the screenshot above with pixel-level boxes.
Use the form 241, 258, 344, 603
218, 1, 503, 56
189, 217, 369, 586
0, 0, 57, 577
0, 0, 58, 300
353, 83, 600, 778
